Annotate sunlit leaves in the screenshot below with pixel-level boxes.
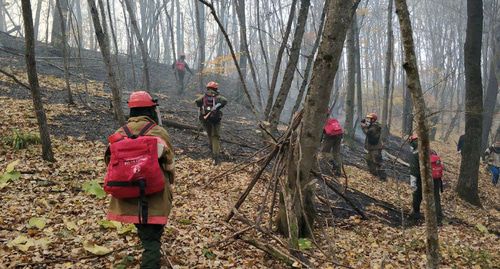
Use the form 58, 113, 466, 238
0, 159, 21, 189
27, 217, 47, 229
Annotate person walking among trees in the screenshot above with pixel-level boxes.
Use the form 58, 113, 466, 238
103, 91, 175, 268
195, 81, 227, 165
172, 54, 193, 94
408, 134, 444, 225
484, 141, 500, 186
321, 115, 344, 176
361, 113, 387, 180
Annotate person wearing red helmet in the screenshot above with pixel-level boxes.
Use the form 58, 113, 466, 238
361, 112, 386, 179
172, 54, 193, 94
408, 135, 444, 225
104, 91, 175, 268
321, 115, 344, 176
195, 81, 228, 165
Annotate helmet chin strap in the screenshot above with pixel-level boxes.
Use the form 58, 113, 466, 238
155, 106, 163, 126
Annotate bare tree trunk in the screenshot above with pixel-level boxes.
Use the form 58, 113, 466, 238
456, 0, 483, 206
264, 0, 298, 118
0, 0, 5, 32
395, 0, 440, 267
124, 0, 151, 92
45, 0, 53, 43
354, 13, 363, 128
290, 1, 328, 119
194, 0, 205, 89
33, 0, 43, 40
51, 0, 68, 50
481, 23, 499, 151
87, 0, 125, 125
381, 0, 394, 139
21, 0, 55, 162
344, 18, 356, 142
277, 0, 361, 244
268, 0, 310, 133
235, 0, 263, 111
56, 0, 74, 105
175, 0, 183, 54
256, 0, 270, 92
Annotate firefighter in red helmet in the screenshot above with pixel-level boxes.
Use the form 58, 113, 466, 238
195, 81, 228, 165
104, 91, 175, 268
361, 113, 387, 180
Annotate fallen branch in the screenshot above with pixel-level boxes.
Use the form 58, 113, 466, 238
207, 226, 252, 248
240, 236, 308, 268
162, 119, 259, 150
0, 68, 31, 90
314, 171, 368, 220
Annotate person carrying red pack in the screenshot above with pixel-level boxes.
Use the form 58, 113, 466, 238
172, 54, 193, 94
321, 116, 344, 176
104, 91, 175, 268
407, 134, 444, 225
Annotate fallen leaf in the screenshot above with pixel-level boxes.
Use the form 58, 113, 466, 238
27, 217, 47, 229
83, 241, 112, 256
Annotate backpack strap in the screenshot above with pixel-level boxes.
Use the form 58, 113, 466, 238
138, 122, 156, 136
122, 125, 134, 138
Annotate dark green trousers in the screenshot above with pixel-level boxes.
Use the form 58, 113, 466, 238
412, 178, 443, 222
135, 224, 164, 269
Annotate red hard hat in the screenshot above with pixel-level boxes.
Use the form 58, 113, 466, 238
206, 81, 219, 89
127, 91, 157, 108
409, 134, 418, 141
366, 113, 378, 121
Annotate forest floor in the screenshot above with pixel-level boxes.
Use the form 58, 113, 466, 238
0, 34, 499, 268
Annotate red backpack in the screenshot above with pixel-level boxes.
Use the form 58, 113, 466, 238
430, 150, 444, 180
175, 60, 186, 72
324, 118, 343, 136
104, 122, 165, 200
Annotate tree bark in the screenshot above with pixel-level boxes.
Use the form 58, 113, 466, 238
235, 0, 263, 111
33, 0, 43, 40
87, 0, 125, 125
268, 0, 310, 133
481, 23, 499, 151
344, 18, 356, 143
277, 0, 361, 244
195, 0, 206, 89
51, 0, 68, 50
456, 0, 483, 206
264, 0, 298, 118
290, 1, 328, 119
395, 0, 440, 267
123, 0, 151, 92
56, 0, 74, 105
381, 0, 394, 139
21, 0, 55, 162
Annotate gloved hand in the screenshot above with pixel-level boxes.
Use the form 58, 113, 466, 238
410, 175, 418, 191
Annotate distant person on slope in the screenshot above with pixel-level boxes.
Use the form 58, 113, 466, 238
195, 81, 227, 165
172, 54, 193, 94
408, 134, 444, 225
360, 113, 387, 180
321, 116, 344, 176
104, 91, 175, 268
484, 141, 500, 186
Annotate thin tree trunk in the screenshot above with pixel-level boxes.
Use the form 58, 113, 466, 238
344, 18, 356, 142
87, 0, 126, 125
381, 0, 394, 139
194, 0, 205, 89
456, 0, 483, 206
268, 0, 310, 133
264, 0, 298, 118
235, 0, 263, 111
56, 0, 74, 105
481, 23, 499, 151
395, 1, 440, 267
290, 1, 328, 119
21, 0, 55, 162
33, 0, 43, 40
354, 13, 363, 128
124, 0, 151, 92
256, 0, 270, 92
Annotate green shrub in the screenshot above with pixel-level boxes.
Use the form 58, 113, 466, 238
3, 129, 41, 149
